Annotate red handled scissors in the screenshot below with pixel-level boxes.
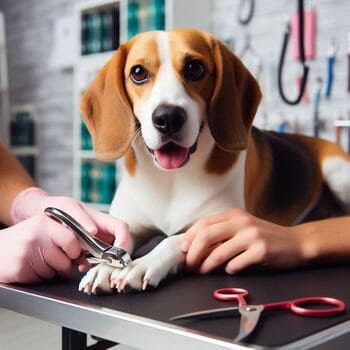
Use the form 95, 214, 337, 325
170, 288, 345, 342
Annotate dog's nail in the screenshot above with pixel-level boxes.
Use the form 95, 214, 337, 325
117, 280, 124, 293
142, 279, 149, 291
115, 279, 121, 291
181, 240, 190, 253
120, 280, 128, 292
83, 283, 91, 294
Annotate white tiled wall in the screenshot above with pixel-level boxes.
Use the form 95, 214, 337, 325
212, 0, 350, 142
1, 0, 349, 196
0, 1, 349, 348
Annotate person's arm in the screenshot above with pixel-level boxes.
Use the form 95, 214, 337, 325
0, 142, 131, 284
181, 208, 350, 274
0, 142, 35, 225
294, 216, 350, 263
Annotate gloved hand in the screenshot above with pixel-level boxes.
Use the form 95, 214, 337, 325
11, 187, 130, 249
2, 187, 131, 283
0, 214, 82, 283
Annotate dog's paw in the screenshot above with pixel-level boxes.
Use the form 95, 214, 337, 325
111, 255, 164, 292
79, 264, 121, 295
111, 235, 185, 293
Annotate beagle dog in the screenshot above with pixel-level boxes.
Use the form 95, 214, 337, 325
79, 28, 350, 294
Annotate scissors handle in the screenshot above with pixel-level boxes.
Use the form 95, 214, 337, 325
264, 297, 346, 317
213, 288, 249, 306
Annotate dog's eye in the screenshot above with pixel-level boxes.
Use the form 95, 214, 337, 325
184, 60, 206, 81
130, 65, 149, 84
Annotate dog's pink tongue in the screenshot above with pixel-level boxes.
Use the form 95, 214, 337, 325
154, 144, 189, 169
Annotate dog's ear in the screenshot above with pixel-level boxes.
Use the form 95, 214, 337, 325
207, 37, 262, 152
80, 45, 135, 160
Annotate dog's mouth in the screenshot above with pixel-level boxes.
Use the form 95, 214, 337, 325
148, 142, 198, 170
154, 143, 189, 170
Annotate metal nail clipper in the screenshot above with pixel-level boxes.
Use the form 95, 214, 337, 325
44, 207, 131, 268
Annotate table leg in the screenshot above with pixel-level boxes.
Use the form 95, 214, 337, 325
62, 327, 118, 350
62, 327, 87, 350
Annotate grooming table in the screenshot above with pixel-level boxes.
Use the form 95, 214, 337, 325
1, 265, 350, 350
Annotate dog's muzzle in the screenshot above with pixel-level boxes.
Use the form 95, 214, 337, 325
152, 105, 187, 136
148, 105, 204, 170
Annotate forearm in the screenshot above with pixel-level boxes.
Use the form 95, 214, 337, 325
295, 216, 350, 263
0, 142, 35, 225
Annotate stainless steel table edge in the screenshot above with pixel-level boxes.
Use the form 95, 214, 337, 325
0, 283, 251, 350
280, 319, 350, 350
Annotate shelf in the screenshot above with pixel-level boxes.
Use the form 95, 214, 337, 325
77, 50, 114, 67
76, 0, 121, 13
334, 120, 350, 128
79, 149, 96, 159
84, 202, 111, 212
11, 146, 39, 156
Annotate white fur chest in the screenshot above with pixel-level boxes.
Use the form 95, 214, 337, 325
110, 136, 246, 236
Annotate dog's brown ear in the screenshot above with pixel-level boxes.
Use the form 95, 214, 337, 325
80, 45, 135, 160
207, 38, 262, 152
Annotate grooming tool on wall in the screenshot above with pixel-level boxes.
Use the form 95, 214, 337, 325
291, 5, 316, 60
334, 116, 350, 154
348, 112, 350, 154
296, 75, 310, 103
348, 33, 350, 93
278, 0, 309, 105
237, 0, 255, 25
44, 207, 131, 268
313, 77, 323, 137
171, 287, 345, 342
325, 38, 338, 98
240, 33, 262, 81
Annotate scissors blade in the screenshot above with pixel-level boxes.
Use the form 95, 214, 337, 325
170, 306, 240, 322
235, 305, 264, 342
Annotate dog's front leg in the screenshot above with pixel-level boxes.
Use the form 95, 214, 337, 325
79, 234, 185, 294
113, 234, 185, 292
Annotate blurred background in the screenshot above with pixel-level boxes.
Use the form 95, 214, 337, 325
0, 0, 349, 207
0, 0, 349, 348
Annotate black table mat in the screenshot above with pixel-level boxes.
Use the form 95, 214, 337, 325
22, 264, 350, 348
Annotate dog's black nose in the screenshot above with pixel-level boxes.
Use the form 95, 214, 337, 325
152, 105, 187, 135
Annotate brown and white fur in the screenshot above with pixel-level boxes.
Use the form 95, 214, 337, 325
79, 29, 350, 294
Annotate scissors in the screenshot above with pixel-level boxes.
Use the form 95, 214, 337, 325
170, 287, 345, 342
44, 207, 131, 268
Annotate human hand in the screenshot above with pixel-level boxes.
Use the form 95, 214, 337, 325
9, 187, 131, 274
10, 187, 130, 250
181, 208, 310, 274
0, 214, 83, 283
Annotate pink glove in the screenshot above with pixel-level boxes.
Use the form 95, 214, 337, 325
3, 187, 131, 283
10, 187, 129, 248
0, 214, 84, 283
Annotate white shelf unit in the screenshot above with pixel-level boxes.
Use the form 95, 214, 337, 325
73, 0, 212, 211
0, 12, 9, 145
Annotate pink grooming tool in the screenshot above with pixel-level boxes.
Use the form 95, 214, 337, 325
292, 7, 316, 60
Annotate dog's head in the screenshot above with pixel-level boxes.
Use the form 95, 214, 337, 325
80, 29, 261, 170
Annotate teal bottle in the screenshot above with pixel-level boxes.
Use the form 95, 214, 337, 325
99, 163, 116, 204
101, 10, 113, 52
81, 162, 92, 202
128, 2, 139, 39
147, 0, 165, 31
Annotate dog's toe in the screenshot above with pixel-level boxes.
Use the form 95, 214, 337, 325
79, 264, 117, 295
